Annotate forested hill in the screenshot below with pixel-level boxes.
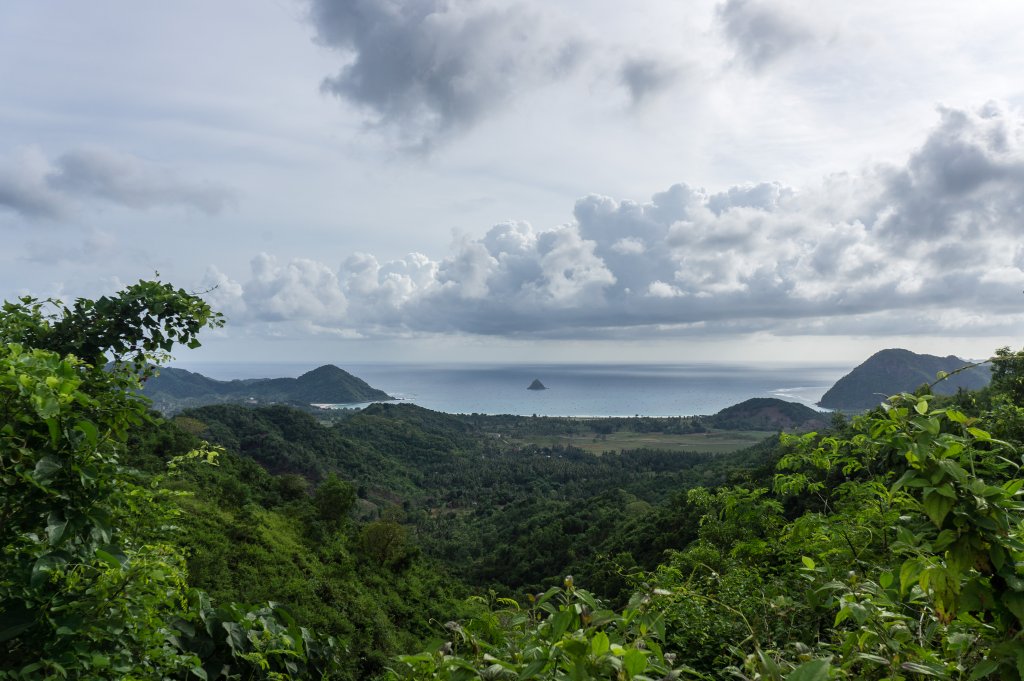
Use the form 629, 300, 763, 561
142, 363, 392, 412
818, 347, 990, 410
179, 401, 781, 595
706, 397, 826, 430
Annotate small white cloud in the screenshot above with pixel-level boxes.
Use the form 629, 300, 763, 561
647, 281, 683, 298
611, 237, 646, 255
200, 266, 246, 320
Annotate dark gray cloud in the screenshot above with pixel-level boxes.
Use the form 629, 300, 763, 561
717, 0, 815, 71
310, 0, 585, 148
879, 102, 1024, 239
0, 179, 64, 220
619, 57, 681, 105
23, 229, 115, 264
0, 147, 67, 219
49, 147, 234, 214
210, 103, 1024, 340
0, 146, 234, 222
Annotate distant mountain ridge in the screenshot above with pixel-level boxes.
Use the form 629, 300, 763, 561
142, 364, 392, 413
818, 349, 990, 411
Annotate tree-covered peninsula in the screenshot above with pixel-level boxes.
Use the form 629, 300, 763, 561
142, 363, 392, 413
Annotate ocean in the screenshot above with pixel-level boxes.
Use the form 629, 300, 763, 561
170, 361, 848, 417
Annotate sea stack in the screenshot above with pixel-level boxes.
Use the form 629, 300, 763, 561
527, 379, 547, 391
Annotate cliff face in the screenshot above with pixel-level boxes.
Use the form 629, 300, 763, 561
818, 349, 990, 410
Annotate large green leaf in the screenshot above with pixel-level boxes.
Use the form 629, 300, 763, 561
922, 490, 956, 527
901, 661, 947, 676
967, 659, 999, 681
786, 658, 830, 681
32, 455, 61, 483
1004, 592, 1024, 625
900, 558, 926, 595
46, 511, 69, 546
519, 658, 547, 678
622, 649, 647, 678
549, 609, 574, 639
30, 553, 68, 588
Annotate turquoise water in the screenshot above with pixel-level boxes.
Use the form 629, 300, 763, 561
171, 361, 847, 417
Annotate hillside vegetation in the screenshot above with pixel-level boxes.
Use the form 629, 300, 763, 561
5, 281, 1024, 680
180, 400, 779, 598
706, 396, 827, 430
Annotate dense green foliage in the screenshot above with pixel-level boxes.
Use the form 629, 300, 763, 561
6, 281, 1024, 680
387, 579, 693, 681
0, 343, 201, 678
0, 283, 351, 679
391, 366, 1024, 679
127, 415, 465, 679
182, 401, 777, 599
0, 280, 224, 372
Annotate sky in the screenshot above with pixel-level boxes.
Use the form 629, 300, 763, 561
2, 0, 1024, 366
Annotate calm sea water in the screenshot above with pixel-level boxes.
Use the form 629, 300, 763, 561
170, 361, 847, 417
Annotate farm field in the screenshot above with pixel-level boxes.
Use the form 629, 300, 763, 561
512, 429, 776, 454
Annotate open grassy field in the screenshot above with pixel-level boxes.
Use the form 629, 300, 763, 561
512, 429, 776, 454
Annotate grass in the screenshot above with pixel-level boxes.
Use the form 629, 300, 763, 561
512, 429, 775, 455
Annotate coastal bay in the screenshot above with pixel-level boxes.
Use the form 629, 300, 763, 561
172, 361, 846, 417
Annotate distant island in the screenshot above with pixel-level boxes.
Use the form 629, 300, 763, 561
527, 379, 547, 391
141, 364, 392, 414
818, 348, 990, 411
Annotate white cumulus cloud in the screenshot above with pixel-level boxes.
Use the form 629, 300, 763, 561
206, 103, 1024, 341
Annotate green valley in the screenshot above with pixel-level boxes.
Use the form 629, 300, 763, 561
5, 281, 1024, 680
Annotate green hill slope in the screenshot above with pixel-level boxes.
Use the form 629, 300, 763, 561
707, 397, 827, 431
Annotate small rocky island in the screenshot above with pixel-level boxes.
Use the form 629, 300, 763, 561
527, 379, 547, 391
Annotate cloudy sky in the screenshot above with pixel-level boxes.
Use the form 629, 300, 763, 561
2, 0, 1024, 365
